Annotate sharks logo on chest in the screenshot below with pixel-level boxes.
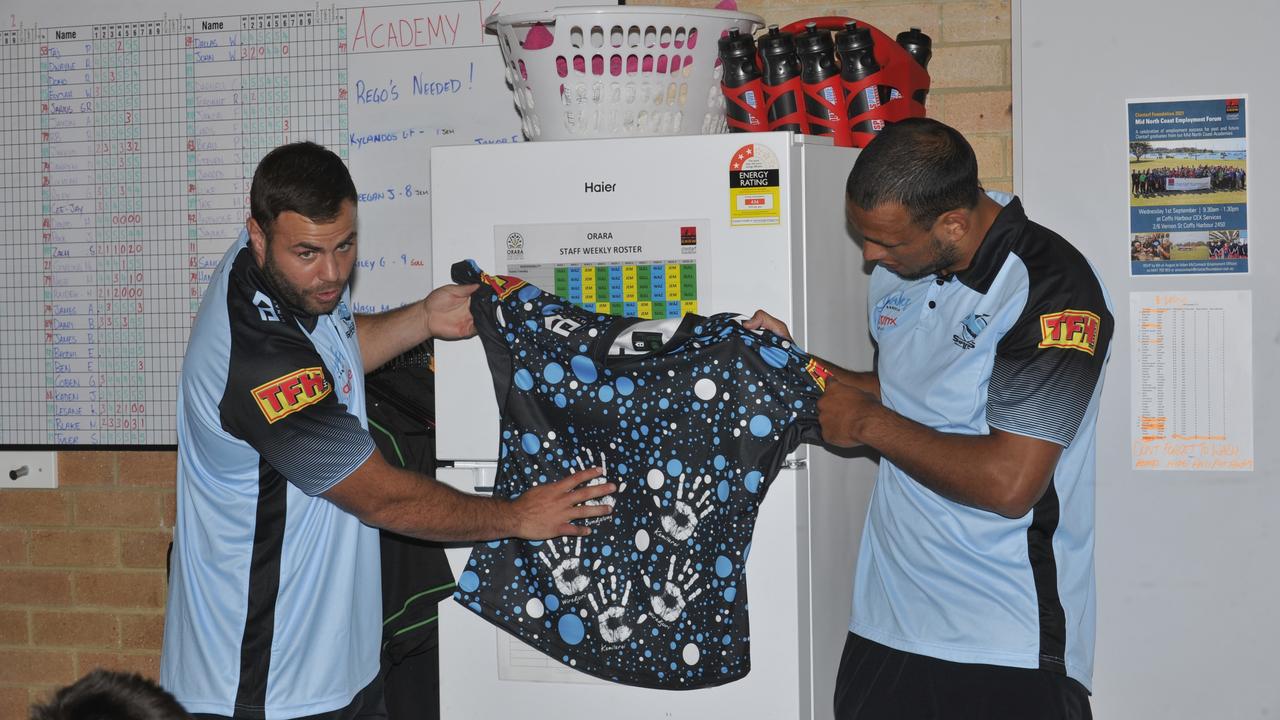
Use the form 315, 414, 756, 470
953, 313, 991, 350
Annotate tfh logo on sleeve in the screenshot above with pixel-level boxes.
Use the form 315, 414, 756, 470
252, 367, 331, 423
1038, 310, 1101, 355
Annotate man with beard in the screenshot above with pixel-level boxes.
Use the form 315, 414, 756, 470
161, 142, 614, 719
747, 118, 1112, 719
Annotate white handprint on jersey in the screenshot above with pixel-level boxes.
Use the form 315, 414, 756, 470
587, 572, 634, 644
574, 448, 624, 525
659, 473, 715, 541
538, 536, 594, 597
645, 555, 704, 624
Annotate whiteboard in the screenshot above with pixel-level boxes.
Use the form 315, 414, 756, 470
1015, 1, 1278, 717
0, 0, 589, 446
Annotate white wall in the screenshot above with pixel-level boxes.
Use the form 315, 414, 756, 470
1015, 2, 1278, 717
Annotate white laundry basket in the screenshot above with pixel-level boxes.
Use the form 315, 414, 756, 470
487, 5, 764, 139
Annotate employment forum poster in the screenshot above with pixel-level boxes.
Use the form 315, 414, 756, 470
1127, 95, 1248, 276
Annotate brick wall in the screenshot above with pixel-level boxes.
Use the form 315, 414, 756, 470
1, 452, 174, 715
1, 1, 1010, 713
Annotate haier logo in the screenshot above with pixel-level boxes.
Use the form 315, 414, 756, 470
584, 181, 617, 193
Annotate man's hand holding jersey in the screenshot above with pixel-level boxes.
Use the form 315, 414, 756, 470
742, 309, 882, 449
422, 282, 480, 341
743, 308, 1064, 519
322, 280, 617, 542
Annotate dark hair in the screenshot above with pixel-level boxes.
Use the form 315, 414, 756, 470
30, 670, 192, 720
250, 141, 357, 240
845, 118, 981, 228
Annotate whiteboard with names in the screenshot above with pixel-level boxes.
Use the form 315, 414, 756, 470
0, 0, 587, 446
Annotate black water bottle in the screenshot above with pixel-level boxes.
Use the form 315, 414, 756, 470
718, 28, 764, 132
795, 23, 839, 136
835, 22, 883, 134
895, 26, 932, 105
757, 26, 805, 133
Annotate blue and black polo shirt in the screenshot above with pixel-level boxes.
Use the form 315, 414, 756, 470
851, 193, 1113, 690
161, 234, 379, 718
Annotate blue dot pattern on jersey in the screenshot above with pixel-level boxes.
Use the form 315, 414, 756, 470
451, 260, 827, 690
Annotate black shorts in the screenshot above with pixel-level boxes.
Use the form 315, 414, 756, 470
834, 633, 1092, 720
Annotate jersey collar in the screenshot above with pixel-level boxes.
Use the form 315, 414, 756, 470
952, 195, 1028, 295
592, 313, 702, 367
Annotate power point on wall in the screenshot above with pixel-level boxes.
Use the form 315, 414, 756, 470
3, 452, 58, 489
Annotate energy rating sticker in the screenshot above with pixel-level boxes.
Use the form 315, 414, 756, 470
729, 143, 781, 226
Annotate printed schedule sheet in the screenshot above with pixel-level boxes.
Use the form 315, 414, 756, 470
1130, 290, 1254, 471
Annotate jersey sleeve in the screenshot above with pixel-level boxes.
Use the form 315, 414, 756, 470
453, 259, 516, 416
733, 320, 830, 498
986, 268, 1114, 447
220, 278, 374, 496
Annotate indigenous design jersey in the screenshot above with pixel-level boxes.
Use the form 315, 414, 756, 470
451, 260, 827, 689
853, 194, 1114, 690
161, 234, 379, 719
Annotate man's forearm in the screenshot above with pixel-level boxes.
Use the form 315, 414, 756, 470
850, 404, 1060, 518
323, 449, 613, 541
355, 299, 430, 372
339, 464, 518, 541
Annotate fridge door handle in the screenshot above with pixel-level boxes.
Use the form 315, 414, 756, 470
437, 462, 497, 494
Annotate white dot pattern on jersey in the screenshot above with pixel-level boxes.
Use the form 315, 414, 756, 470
452, 262, 827, 689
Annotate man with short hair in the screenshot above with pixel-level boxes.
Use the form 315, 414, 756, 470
31, 670, 192, 720
161, 142, 614, 719
748, 118, 1112, 719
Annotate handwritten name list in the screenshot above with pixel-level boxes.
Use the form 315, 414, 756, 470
1131, 290, 1254, 471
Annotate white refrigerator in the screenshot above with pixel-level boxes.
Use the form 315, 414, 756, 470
429, 131, 876, 720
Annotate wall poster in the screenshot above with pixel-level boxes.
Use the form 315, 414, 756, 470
1127, 95, 1248, 276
